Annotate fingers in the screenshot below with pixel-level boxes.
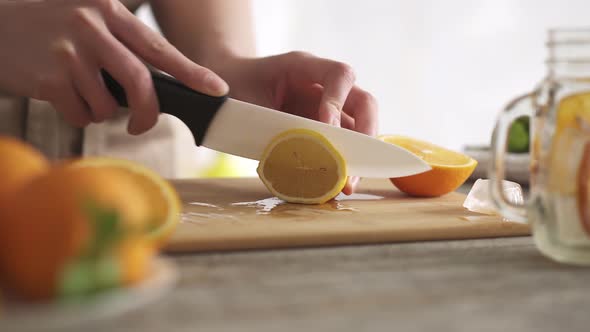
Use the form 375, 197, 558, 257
340, 112, 355, 131
39, 41, 91, 128
341, 88, 378, 194
55, 40, 119, 123
50, 84, 92, 128
74, 5, 158, 134
307, 84, 356, 129
286, 52, 356, 127
87, 29, 159, 135
281, 52, 378, 195
342, 176, 360, 196
285, 52, 379, 135
319, 64, 355, 127
101, 43, 158, 135
107, 5, 228, 96
287, 54, 377, 136
71, 1, 228, 135
342, 86, 379, 137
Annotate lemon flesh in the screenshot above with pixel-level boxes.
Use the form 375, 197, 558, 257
257, 129, 347, 204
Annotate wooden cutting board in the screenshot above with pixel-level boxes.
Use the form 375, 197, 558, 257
164, 178, 530, 252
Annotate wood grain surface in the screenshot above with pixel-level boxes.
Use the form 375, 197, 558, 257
165, 178, 530, 252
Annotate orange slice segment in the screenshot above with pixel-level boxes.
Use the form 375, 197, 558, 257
379, 135, 477, 197
68, 158, 181, 247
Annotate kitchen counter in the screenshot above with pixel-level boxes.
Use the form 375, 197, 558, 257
84, 237, 589, 332
74, 181, 585, 332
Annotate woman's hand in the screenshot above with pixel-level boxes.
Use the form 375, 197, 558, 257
208, 52, 379, 194
0, 0, 228, 134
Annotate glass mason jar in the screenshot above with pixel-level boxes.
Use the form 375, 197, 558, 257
491, 28, 590, 265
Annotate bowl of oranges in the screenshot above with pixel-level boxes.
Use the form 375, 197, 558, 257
0, 136, 181, 329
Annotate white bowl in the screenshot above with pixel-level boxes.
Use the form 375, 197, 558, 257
0, 257, 178, 331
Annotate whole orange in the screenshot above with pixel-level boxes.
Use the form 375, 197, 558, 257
0, 166, 151, 300
0, 136, 50, 203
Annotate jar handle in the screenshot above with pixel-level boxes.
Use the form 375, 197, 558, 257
489, 92, 532, 223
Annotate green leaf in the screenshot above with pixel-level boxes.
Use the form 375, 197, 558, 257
58, 259, 95, 302
94, 255, 122, 291
82, 199, 125, 258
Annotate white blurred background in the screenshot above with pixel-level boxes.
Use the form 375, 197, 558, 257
137, 0, 590, 177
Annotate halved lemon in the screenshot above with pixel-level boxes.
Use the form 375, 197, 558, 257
257, 129, 347, 204
379, 135, 477, 197
68, 157, 181, 247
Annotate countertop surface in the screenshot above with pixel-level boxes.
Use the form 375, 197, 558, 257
46, 181, 590, 332
92, 236, 589, 332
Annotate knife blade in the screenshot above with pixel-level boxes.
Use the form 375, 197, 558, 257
102, 70, 430, 178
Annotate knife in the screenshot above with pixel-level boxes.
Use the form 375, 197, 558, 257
101, 70, 430, 178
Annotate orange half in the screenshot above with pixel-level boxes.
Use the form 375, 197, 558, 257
379, 135, 477, 197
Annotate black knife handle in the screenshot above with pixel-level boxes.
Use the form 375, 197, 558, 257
101, 69, 228, 146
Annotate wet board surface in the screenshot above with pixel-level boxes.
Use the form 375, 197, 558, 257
164, 178, 530, 252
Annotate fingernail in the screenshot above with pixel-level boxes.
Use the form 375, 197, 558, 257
128, 120, 141, 135
204, 72, 229, 96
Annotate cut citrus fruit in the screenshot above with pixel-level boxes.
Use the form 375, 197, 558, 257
116, 236, 156, 285
379, 135, 477, 197
550, 92, 590, 236
577, 142, 590, 236
555, 92, 590, 135
257, 129, 347, 204
0, 166, 153, 300
68, 158, 181, 247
